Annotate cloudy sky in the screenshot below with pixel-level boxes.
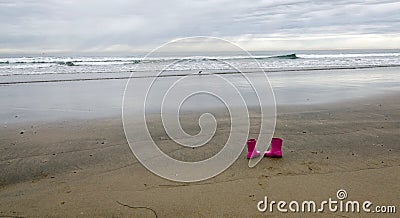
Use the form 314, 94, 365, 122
0, 0, 399, 54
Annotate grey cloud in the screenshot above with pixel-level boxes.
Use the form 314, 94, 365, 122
0, 0, 399, 53
233, 0, 400, 35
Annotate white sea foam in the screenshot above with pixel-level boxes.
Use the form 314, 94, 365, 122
0, 50, 399, 77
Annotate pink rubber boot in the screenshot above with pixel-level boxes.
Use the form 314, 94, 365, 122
247, 139, 261, 159
264, 138, 283, 158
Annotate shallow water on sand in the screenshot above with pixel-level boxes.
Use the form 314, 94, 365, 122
0, 67, 399, 124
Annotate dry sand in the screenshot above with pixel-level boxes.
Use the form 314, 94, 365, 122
0, 93, 399, 217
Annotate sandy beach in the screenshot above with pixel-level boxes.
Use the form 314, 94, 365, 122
2, 0, 400, 217
0, 90, 398, 217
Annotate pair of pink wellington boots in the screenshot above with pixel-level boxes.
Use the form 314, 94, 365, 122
246, 138, 283, 159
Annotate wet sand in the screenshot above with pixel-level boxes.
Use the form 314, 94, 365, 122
0, 92, 399, 217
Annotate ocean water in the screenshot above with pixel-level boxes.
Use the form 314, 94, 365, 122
1, 49, 400, 123
0, 49, 399, 83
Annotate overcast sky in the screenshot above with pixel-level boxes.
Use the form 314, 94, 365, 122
0, 0, 399, 54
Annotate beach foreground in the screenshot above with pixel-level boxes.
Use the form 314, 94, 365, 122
0, 93, 399, 217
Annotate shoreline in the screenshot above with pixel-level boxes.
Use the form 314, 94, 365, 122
2, 66, 400, 125
2, 64, 400, 85
2, 89, 400, 125
0, 92, 399, 217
